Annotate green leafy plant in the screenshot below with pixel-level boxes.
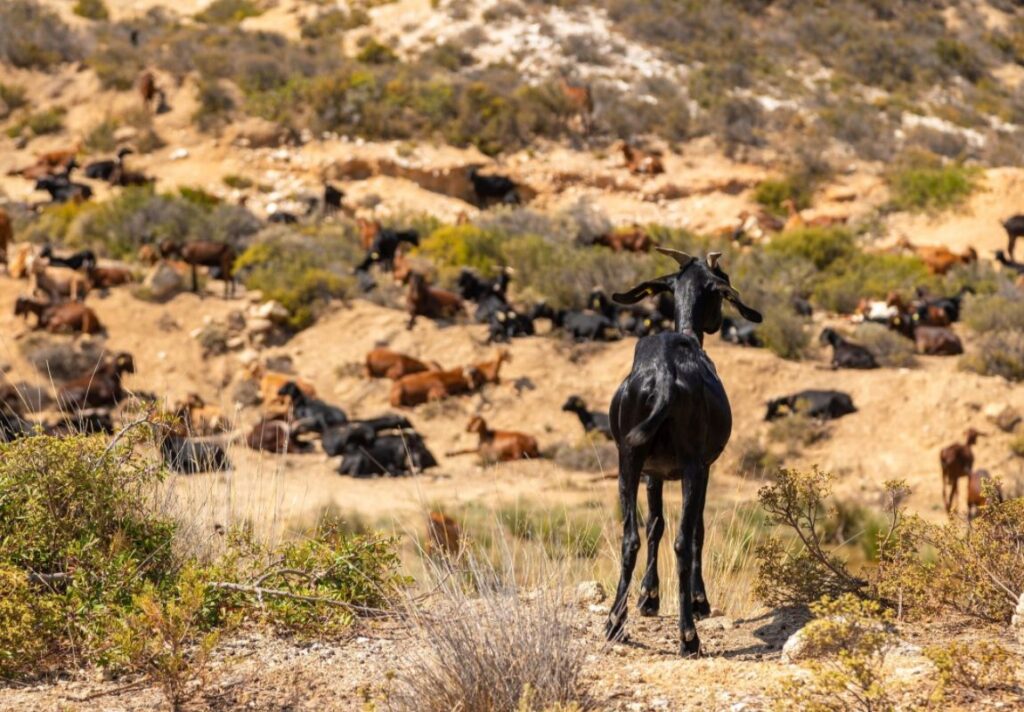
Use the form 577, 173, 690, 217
73, 0, 109, 20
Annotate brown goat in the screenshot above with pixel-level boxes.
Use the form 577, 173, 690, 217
472, 349, 510, 384
365, 347, 438, 380
619, 142, 664, 175
426, 511, 462, 558
405, 271, 463, 329
458, 416, 539, 462
940, 428, 984, 514
913, 326, 963, 356
137, 70, 157, 107
590, 225, 655, 253
356, 218, 380, 250
176, 393, 230, 436
0, 206, 10, 267
782, 199, 847, 232
9, 146, 79, 180
159, 240, 236, 297
967, 469, 1001, 521
897, 238, 977, 275
245, 418, 307, 453
389, 367, 482, 407
87, 265, 134, 289
558, 77, 593, 135
28, 255, 89, 302
15, 296, 103, 334
57, 353, 135, 411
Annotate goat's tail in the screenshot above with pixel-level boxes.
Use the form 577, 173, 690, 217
625, 386, 671, 448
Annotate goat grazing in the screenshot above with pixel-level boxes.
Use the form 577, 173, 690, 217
159, 240, 236, 297
941, 428, 984, 515
14, 296, 103, 335
605, 248, 762, 656
820, 328, 879, 370
1002, 215, 1024, 260
562, 395, 613, 439
765, 390, 857, 422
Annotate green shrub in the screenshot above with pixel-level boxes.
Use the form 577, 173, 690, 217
886, 161, 981, 213
9, 107, 66, 138
0, 1, 82, 69
72, 0, 108, 20
0, 563, 62, 677
925, 640, 1021, 703
496, 500, 602, 559
222, 174, 254, 190
193, 79, 236, 131
89, 44, 142, 91
755, 468, 874, 607
960, 331, 1024, 381
767, 227, 856, 271
772, 595, 900, 712
357, 38, 398, 64
195, 0, 264, 24
853, 322, 917, 368
813, 252, 933, 314
300, 8, 368, 39
754, 176, 811, 216
0, 82, 27, 119
417, 224, 505, 280
758, 306, 811, 360
234, 228, 359, 330
961, 291, 1024, 333
84, 118, 119, 153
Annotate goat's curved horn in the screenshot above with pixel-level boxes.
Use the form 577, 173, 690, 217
655, 247, 695, 267
706, 252, 722, 269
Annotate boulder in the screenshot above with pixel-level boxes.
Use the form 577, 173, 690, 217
143, 262, 186, 301
984, 403, 1021, 433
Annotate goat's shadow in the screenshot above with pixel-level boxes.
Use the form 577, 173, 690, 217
717, 605, 811, 660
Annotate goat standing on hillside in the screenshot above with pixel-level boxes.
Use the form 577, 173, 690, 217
941, 428, 985, 515
606, 248, 762, 656
160, 240, 236, 297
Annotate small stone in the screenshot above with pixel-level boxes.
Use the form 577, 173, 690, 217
575, 580, 607, 607
984, 403, 1021, 432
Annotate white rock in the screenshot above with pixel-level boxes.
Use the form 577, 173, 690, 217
170, 148, 189, 160
255, 300, 290, 323
984, 403, 1021, 432
575, 580, 607, 606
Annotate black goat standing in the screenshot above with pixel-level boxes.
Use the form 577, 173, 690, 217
1002, 214, 1024, 260
468, 166, 520, 207
607, 248, 762, 656
354, 228, 419, 273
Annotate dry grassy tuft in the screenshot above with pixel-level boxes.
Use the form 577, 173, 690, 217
390, 556, 587, 712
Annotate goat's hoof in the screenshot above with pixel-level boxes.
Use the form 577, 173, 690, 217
692, 599, 712, 620
637, 595, 659, 617
605, 617, 627, 642
680, 635, 702, 658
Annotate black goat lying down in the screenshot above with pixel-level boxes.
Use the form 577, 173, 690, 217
277, 382, 348, 434
820, 328, 879, 370
562, 395, 612, 439
321, 414, 413, 456
765, 390, 856, 421
336, 428, 436, 478
160, 435, 231, 474
607, 248, 762, 657
719, 317, 761, 347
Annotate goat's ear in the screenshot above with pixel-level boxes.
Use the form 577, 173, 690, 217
715, 282, 763, 323
612, 278, 671, 305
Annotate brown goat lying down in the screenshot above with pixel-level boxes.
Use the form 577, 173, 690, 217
15, 296, 103, 334
244, 419, 309, 453
452, 416, 539, 462
389, 367, 482, 407
365, 347, 438, 380
406, 271, 463, 328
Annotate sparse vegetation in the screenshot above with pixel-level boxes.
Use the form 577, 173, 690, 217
853, 323, 917, 368
886, 157, 982, 213
0, 82, 27, 119
0, 1, 82, 70
195, 0, 264, 25
73, 0, 109, 21
960, 331, 1024, 381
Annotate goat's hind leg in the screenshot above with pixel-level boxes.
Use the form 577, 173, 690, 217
675, 463, 703, 657
638, 476, 664, 617
606, 449, 643, 642
690, 467, 712, 619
